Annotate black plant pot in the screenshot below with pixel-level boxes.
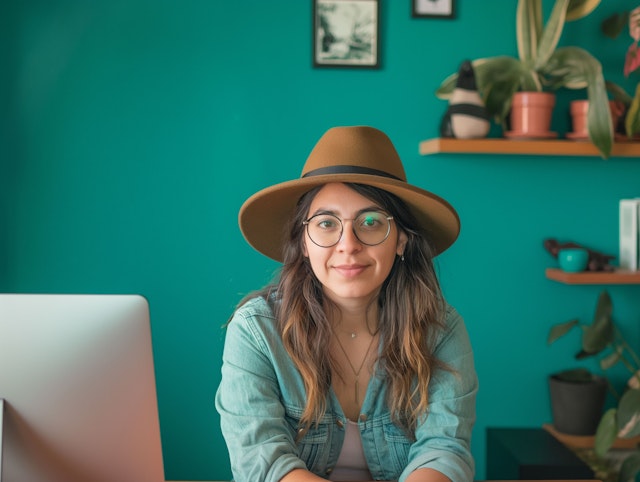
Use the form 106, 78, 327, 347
549, 373, 608, 436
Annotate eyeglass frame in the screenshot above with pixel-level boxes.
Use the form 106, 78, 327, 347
302, 210, 394, 248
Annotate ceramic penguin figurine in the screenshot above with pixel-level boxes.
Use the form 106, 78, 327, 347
440, 60, 490, 139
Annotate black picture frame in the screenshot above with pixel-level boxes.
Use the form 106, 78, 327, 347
313, 0, 380, 69
412, 0, 455, 19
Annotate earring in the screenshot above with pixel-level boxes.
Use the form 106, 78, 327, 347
401, 254, 405, 262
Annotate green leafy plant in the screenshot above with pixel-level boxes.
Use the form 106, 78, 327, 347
548, 290, 640, 482
436, 0, 613, 158
601, 7, 640, 139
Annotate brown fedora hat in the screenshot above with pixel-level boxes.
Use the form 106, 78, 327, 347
239, 126, 460, 262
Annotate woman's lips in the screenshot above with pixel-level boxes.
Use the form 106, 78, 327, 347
333, 264, 367, 277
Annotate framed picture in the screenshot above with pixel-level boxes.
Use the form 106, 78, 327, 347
313, 0, 380, 69
412, 0, 455, 19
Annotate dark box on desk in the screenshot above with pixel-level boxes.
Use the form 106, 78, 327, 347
486, 427, 594, 480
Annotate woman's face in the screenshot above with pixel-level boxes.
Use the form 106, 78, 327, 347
302, 183, 407, 307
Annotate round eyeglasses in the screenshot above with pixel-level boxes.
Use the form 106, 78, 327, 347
303, 211, 394, 248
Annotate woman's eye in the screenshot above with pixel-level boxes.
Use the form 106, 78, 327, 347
359, 213, 383, 228
363, 215, 377, 227
316, 217, 338, 229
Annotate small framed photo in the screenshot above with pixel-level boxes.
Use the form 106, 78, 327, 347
313, 0, 380, 69
412, 0, 455, 19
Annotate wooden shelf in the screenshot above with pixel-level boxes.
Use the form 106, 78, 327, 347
543, 423, 640, 450
545, 268, 640, 285
419, 138, 640, 157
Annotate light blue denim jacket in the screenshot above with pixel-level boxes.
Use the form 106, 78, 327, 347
215, 296, 477, 482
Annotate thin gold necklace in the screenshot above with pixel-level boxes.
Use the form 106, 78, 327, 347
332, 330, 377, 406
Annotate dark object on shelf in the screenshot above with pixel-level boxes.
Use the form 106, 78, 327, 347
549, 371, 608, 435
486, 427, 594, 479
544, 238, 616, 272
439, 60, 490, 139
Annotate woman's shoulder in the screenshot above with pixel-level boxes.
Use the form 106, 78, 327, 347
226, 293, 282, 354
232, 294, 277, 322
435, 300, 471, 348
229, 292, 280, 334
236, 294, 274, 314
443, 301, 462, 324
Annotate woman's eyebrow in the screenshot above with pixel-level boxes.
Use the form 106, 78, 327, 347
309, 205, 383, 218
356, 205, 385, 215
307, 208, 336, 218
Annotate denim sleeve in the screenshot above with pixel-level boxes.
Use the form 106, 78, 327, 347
400, 305, 478, 482
214, 299, 307, 482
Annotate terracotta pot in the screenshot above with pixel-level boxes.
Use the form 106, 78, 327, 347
569, 99, 625, 138
509, 92, 556, 136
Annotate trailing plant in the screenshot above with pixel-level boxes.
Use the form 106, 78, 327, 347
548, 290, 640, 482
436, 0, 613, 158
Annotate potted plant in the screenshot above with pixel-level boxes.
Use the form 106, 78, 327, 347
548, 290, 640, 482
436, 0, 614, 158
548, 367, 608, 436
547, 290, 613, 436
601, 6, 640, 139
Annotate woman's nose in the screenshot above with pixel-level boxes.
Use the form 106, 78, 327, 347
336, 221, 362, 252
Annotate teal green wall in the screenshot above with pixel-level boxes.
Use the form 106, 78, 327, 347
3, 1, 640, 480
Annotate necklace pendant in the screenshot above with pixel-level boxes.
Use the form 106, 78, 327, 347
350, 332, 356, 339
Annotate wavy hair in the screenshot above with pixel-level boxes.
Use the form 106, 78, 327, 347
241, 183, 448, 434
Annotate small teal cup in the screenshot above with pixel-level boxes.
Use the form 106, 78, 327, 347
558, 248, 589, 272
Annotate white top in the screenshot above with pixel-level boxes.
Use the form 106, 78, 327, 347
329, 420, 372, 481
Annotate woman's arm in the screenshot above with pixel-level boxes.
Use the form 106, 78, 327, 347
280, 468, 329, 481
402, 305, 478, 482
215, 300, 308, 482
405, 467, 451, 482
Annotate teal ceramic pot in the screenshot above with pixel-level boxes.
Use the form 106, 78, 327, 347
558, 248, 588, 272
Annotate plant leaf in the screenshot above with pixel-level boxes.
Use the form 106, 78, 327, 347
543, 47, 613, 158
435, 73, 458, 99
606, 80, 633, 104
547, 319, 579, 344
625, 44, 640, 77
595, 408, 618, 456
517, 0, 542, 63
600, 346, 622, 370
582, 290, 614, 354
435, 56, 523, 101
435, 56, 532, 127
484, 82, 520, 125
593, 290, 613, 323
601, 12, 630, 39
586, 76, 614, 159
619, 451, 640, 482
625, 83, 640, 137
617, 388, 640, 438
566, 0, 601, 22
575, 349, 597, 360
534, 0, 570, 69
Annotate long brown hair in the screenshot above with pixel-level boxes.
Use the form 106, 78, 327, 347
240, 183, 447, 433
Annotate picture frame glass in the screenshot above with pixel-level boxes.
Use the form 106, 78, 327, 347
314, 0, 379, 68
413, 0, 454, 18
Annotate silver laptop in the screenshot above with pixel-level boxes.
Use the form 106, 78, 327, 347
0, 294, 165, 482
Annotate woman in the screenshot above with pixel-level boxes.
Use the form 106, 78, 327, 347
215, 126, 477, 482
